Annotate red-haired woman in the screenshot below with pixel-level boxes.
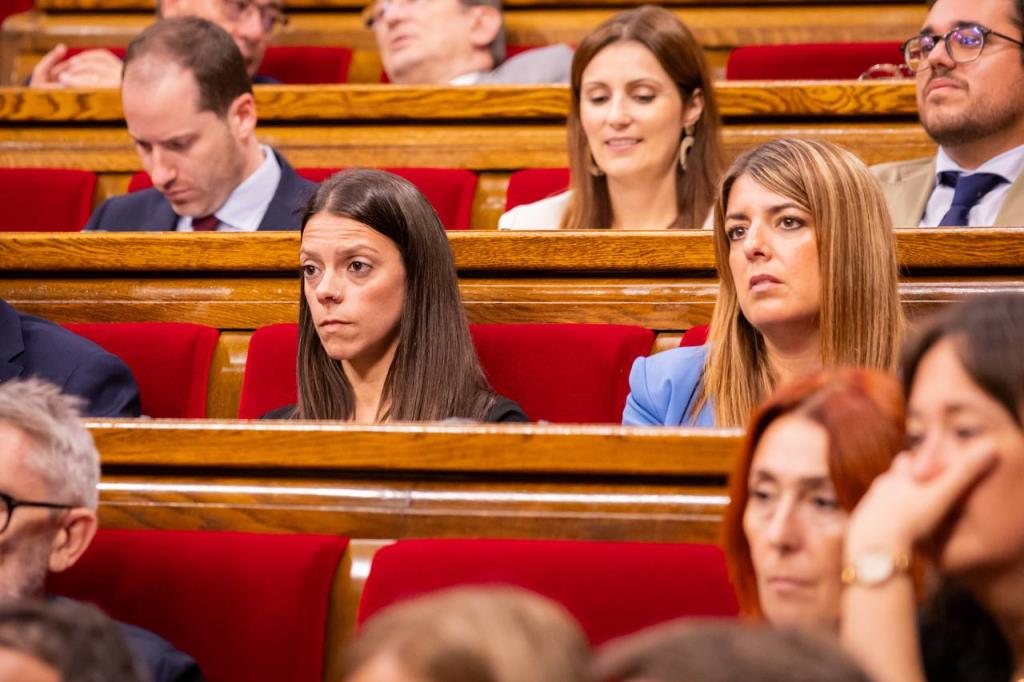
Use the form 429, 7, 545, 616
722, 368, 906, 630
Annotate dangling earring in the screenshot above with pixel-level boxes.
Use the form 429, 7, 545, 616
678, 125, 696, 172
588, 151, 605, 177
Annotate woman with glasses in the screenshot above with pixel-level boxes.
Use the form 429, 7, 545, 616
498, 6, 723, 230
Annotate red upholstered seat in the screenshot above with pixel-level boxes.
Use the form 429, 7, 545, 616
129, 167, 478, 229
505, 168, 570, 211
62, 322, 219, 418
679, 324, 710, 347
0, 169, 97, 231
0, 0, 32, 25
725, 42, 904, 80
357, 539, 738, 645
238, 323, 653, 422
48, 529, 348, 682
259, 46, 352, 84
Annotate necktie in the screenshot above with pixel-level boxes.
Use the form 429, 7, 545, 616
190, 214, 220, 231
937, 171, 1007, 227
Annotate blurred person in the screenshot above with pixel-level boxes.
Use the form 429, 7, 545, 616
499, 6, 722, 230
623, 139, 903, 426
84, 18, 314, 232
342, 585, 589, 682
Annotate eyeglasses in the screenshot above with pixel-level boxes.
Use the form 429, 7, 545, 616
901, 24, 1024, 71
362, 0, 428, 29
0, 491, 73, 535
220, 0, 289, 34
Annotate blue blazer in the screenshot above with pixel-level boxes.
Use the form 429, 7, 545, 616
83, 150, 315, 232
622, 345, 716, 426
0, 300, 141, 417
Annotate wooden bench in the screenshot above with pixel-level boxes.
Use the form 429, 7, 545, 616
2, 230, 1022, 416
0, 82, 928, 228
2, 2, 926, 83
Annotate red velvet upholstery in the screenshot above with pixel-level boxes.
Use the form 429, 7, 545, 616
62, 322, 219, 418
505, 168, 570, 211
64, 47, 126, 61
260, 46, 352, 84
0, 0, 32, 25
128, 167, 478, 229
679, 324, 709, 347
725, 42, 904, 80
238, 323, 653, 422
357, 539, 738, 645
238, 323, 298, 418
0, 169, 97, 231
48, 529, 349, 682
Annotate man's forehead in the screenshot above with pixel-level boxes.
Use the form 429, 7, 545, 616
923, 0, 1018, 30
123, 59, 203, 115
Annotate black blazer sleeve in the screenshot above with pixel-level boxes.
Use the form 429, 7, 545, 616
487, 396, 529, 423
64, 348, 142, 418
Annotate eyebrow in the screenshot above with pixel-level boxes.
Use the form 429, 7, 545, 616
725, 202, 807, 221
300, 242, 383, 259
908, 402, 982, 419
920, 19, 986, 33
129, 132, 197, 147
582, 78, 664, 89
749, 470, 833, 489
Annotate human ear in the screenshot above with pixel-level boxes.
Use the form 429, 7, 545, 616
467, 6, 502, 53
682, 87, 705, 129
228, 93, 259, 140
47, 509, 98, 574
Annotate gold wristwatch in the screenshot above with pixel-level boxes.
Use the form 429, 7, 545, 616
842, 550, 911, 587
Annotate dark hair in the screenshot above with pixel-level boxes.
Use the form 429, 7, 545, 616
0, 599, 147, 682
593, 619, 872, 682
562, 5, 723, 229
902, 293, 1024, 426
122, 16, 253, 117
297, 169, 498, 422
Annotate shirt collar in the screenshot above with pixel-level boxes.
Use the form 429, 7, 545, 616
936, 142, 1024, 184
449, 71, 486, 85
211, 145, 281, 230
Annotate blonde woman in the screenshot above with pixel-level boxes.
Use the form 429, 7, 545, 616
623, 138, 903, 427
498, 5, 723, 230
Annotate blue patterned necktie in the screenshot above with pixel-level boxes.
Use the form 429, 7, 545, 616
937, 171, 1008, 227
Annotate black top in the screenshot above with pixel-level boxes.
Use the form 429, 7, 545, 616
262, 395, 529, 422
920, 580, 1011, 682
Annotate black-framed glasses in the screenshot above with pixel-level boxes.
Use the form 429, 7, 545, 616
901, 24, 1024, 71
220, 0, 290, 34
0, 491, 74, 534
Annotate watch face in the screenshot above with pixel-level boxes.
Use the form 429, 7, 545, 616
858, 553, 894, 584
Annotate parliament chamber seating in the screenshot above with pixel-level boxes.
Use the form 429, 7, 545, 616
237, 322, 654, 422
48, 529, 350, 682
62, 322, 219, 418
724, 42, 905, 80
0, 168, 96, 231
504, 168, 570, 211
680, 325, 710, 348
357, 538, 738, 644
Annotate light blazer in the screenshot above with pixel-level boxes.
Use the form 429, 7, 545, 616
84, 150, 315, 232
622, 345, 716, 427
872, 155, 1024, 227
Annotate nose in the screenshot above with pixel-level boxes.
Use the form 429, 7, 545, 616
765, 497, 802, 552
607, 93, 632, 128
742, 222, 770, 261
382, 0, 409, 28
149, 148, 177, 190
910, 428, 950, 479
314, 268, 344, 306
233, 6, 266, 44
925, 34, 956, 72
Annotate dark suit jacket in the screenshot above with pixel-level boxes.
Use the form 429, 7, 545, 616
0, 300, 140, 417
83, 150, 315, 232
119, 620, 206, 682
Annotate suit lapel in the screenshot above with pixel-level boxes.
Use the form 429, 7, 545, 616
892, 159, 935, 228
0, 301, 25, 383
258, 152, 308, 231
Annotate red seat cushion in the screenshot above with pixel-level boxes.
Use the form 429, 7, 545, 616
48, 529, 348, 682
470, 323, 654, 423
725, 42, 904, 80
62, 322, 219, 418
239, 323, 653, 422
505, 168, 570, 211
0, 0, 32, 25
679, 324, 709, 347
0, 169, 97, 231
259, 46, 352, 84
357, 539, 738, 645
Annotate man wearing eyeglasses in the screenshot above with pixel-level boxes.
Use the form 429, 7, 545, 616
366, 0, 572, 84
0, 378, 202, 681
28, 0, 285, 88
873, 0, 1024, 227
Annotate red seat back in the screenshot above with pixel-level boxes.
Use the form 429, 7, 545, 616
725, 42, 904, 80
62, 322, 219, 418
357, 539, 738, 645
0, 169, 97, 231
505, 168, 570, 211
238, 323, 653, 422
48, 529, 348, 682
260, 46, 352, 84
679, 324, 709, 347
0, 0, 32, 25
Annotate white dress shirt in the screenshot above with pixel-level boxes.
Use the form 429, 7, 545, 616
921, 143, 1024, 227
176, 145, 282, 232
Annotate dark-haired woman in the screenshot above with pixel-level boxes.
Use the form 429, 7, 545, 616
498, 5, 722, 230
270, 168, 527, 422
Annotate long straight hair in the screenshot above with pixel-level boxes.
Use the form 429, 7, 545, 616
296, 169, 497, 421
561, 5, 723, 229
696, 139, 904, 427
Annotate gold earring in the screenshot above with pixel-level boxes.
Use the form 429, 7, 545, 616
588, 151, 604, 177
678, 125, 696, 171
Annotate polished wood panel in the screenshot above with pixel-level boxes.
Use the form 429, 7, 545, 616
34, 0, 923, 10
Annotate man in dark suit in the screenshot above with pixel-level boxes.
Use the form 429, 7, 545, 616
84, 17, 314, 233
0, 299, 139, 418
0, 378, 202, 681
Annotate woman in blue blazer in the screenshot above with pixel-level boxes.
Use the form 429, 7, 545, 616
624, 139, 904, 427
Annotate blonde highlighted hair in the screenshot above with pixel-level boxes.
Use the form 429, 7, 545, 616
695, 138, 903, 427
